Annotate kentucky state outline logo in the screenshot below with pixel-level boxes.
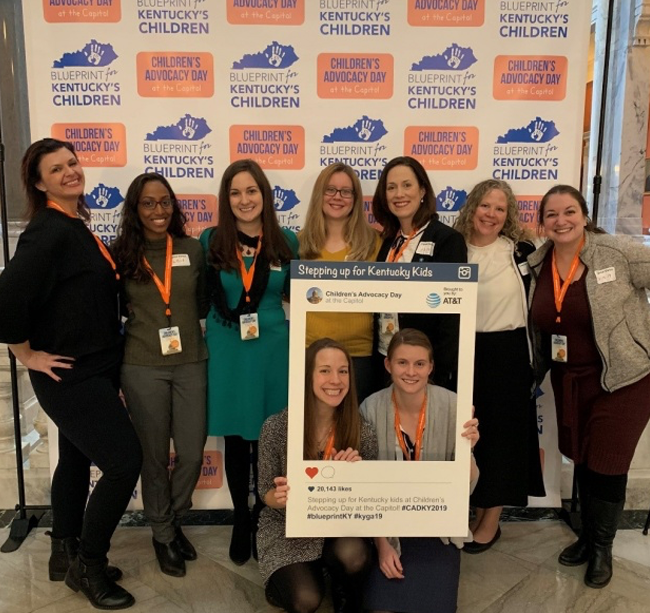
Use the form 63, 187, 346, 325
411, 44, 477, 72
436, 187, 467, 212
323, 116, 388, 143
146, 114, 212, 141
273, 187, 300, 212
85, 184, 124, 210
497, 117, 560, 144
232, 42, 299, 69
53, 40, 118, 68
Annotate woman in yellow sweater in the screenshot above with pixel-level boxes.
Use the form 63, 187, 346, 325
300, 163, 381, 402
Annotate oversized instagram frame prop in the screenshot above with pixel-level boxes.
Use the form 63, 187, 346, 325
286, 261, 478, 537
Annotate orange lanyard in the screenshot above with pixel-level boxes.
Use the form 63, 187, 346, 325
392, 389, 427, 461
142, 233, 173, 318
46, 200, 119, 280
236, 233, 263, 303
322, 430, 335, 460
387, 228, 418, 262
551, 236, 584, 323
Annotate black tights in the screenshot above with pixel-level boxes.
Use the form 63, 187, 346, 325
224, 436, 263, 519
265, 537, 372, 613
575, 464, 627, 503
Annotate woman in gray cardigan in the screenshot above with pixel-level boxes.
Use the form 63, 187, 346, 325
360, 329, 478, 613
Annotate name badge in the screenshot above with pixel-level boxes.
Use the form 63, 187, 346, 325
552, 334, 568, 363
270, 263, 282, 272
518, 262, 530, 276
240, 312, 260, 341
380, 313, 399, 335
595, 267, 616, 284
159, 326, 183, 356
172, 254, 190, 267
416, 241, 435, 256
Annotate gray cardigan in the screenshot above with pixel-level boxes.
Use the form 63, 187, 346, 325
527, 232, 650, 392
360, 384, 457, 461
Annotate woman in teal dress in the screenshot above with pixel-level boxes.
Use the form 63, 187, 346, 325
200, 159, 297, 565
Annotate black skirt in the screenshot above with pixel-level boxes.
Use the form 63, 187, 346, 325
470, 327, 545, 508
364, 537, 460, 613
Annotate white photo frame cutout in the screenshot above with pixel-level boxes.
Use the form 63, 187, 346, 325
286, 261, 478, 537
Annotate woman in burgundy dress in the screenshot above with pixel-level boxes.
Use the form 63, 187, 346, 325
529, 184, 650, 589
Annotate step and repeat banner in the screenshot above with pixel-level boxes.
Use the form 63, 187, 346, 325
26, 0, 590, 509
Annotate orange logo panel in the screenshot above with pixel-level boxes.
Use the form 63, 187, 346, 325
43, 0, 121, 22
137, 52, 214, 98
229, 125, 305, 170
226, 0, 304, 25
177, 194, 218, 237
404, 126, 478, 170
170, 451, 223, 490
51, 123, 126, 167
517, 195, 542, 229
494, 56, 568, 101
317, 54, 393, 99
408, 0, 485, 27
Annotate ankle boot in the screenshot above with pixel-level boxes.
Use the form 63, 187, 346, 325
229, 509, 251, 565
65, 556, 135, 610
48, 534, 123, 582
559, 488, 591, 566
584, 497, 624, 589
331, 577, 364, 613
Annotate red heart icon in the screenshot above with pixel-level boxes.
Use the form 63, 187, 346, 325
305, 467, 318, 479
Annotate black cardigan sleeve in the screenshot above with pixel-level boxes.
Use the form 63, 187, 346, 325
0, 214, 61, 344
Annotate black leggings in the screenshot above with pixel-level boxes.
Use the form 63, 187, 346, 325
31, 365, 142, 560
265, 537, 372, 613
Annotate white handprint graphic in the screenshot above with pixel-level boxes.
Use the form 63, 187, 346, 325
266, 45, 285, 68
529, 121, 547, 142
95, 187, 110, 208
356, 120, 375, 142
85, 44, 104, 66
440, 190, 459, 211
181, 117, 197, 139
445, 47, 464, 69
274, 189, 287, 211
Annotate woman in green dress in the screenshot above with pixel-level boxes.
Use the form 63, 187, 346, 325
200, 159, 297, 565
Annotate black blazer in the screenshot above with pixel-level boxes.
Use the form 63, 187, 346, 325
376, 220, 468, 392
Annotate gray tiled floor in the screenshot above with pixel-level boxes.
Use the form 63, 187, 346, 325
1, 521, 649, 612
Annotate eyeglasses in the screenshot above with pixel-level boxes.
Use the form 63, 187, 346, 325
324, 186, 354, 199
139, 198, 174, 209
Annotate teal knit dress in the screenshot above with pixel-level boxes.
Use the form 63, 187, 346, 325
199, 228, 298, 441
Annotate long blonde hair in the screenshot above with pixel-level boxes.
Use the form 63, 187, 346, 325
299, 163, 377, 261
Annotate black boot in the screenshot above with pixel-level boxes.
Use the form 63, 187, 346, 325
65, 556, 135, 610
559, 487, 591, 566
174, 526, 197, 561
152, 538, 186, 577
584, 497, 624, 589
48, 534, 123, 582
331, 577, 364, 613
229, 510, 251, 565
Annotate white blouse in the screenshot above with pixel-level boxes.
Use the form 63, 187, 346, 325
468, 236, 526, 332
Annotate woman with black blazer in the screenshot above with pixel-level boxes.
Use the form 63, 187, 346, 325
372, 156, 467, 392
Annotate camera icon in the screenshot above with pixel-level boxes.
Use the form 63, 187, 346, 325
458, 266, 472, 279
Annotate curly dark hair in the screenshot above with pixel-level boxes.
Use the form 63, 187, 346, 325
112, 173, 187, 282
